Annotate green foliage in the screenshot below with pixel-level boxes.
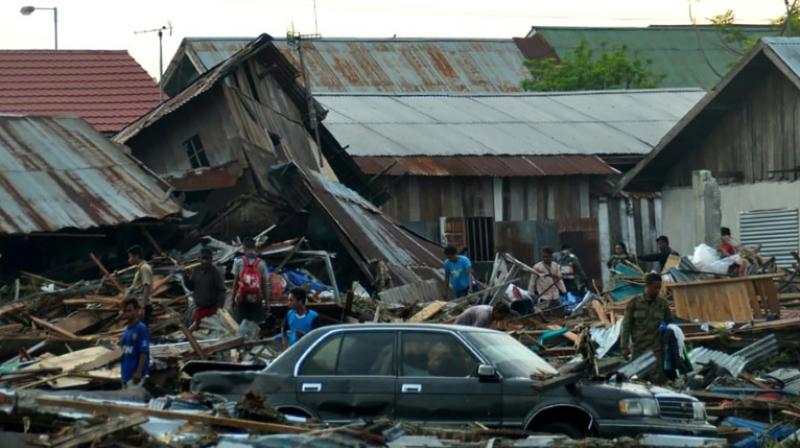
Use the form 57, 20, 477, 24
521, 40, 665, 92
710, 4, 800, 62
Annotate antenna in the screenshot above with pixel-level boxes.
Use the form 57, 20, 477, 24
313, 0, 319, 35
135, 22, 173, 101
287, 29, 323, 167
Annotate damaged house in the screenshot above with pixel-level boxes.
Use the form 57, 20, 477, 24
617, 38, 800, 266
115, 34, 442, 287
0, 115, 181, 278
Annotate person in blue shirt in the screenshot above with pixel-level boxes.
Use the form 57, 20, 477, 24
443, 245, 474, 299
120, 298, 150, 388
282, 288, 318, 349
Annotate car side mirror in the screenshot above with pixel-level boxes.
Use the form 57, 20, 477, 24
477, 364, 498, 379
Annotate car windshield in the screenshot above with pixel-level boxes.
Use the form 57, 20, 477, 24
463, 331, 558, 378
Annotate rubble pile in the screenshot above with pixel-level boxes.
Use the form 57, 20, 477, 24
3, 237, 800, 448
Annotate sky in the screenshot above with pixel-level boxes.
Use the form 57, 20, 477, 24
0, 0, 786, 79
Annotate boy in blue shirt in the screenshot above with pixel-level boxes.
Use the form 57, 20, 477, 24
282, 288, 318, 349
443, 246, 474, 299
120, 298, 149, 388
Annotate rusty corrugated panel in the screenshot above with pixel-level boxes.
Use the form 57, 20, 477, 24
165, 37, 534, 94
277, 163, 442, 285
0, 115, 180, 235
353, 156, 617, 177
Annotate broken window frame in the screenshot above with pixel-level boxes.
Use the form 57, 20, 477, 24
183, 135, 211, 169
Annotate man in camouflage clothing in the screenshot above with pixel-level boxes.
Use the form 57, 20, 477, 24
621, 272, 673, 384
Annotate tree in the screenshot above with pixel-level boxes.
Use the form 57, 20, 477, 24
521, 40, 665, 92
711, 1, 800, 60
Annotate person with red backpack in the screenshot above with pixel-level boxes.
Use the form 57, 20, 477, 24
231, 239, 269, 324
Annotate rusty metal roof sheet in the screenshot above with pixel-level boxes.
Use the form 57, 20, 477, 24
316, 89, 704, 157
163, 37, 535, 95
0, 115, 180, 235
275, 163, 443, 285
354, 155, 617, 177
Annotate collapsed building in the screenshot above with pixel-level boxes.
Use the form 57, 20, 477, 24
0, 115, 181, 279
114, 34, 442, 288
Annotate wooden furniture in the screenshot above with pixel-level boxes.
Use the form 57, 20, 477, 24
667, 274, 781, 322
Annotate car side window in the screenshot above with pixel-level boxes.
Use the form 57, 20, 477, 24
299, 334, 342, 375
401, 332, 479, 377
336, 332, 395, 376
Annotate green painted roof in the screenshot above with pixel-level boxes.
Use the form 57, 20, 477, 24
531, 26, 776, 89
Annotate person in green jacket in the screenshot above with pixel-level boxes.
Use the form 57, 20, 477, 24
621, 272, 673, 384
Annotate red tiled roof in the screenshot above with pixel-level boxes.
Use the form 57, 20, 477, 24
0, 50, 161, 132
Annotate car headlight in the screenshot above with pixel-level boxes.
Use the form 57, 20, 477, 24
692, 401, 707, 420
619, 398, 659, 417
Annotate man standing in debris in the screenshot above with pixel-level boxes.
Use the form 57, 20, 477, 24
120, 298, 149, 388
528, 247, 566, 305
231, 239, 269, 324
454, 302, 511, 329
282, 287, 318, 348
638, 236, 680, 271
126, 245, 153, 324
443, 245, 473, 299
186, 248, 226, 329
557, 244, 587, 295
621, 273, 673, 384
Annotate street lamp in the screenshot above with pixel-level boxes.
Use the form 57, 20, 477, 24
20, 6, 58, 50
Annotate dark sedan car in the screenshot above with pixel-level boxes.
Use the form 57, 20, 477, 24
191, 324, 715, 438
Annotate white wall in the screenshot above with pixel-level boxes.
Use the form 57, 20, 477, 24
662, 181, 800, 255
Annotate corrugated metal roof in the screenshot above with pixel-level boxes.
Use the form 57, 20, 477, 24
530, 25, 776, 89
0, 50, 162, 133
316, 89, 703, 157
354, 155, 617, 177
0, 115, 180, 235
163, 37, 533, 95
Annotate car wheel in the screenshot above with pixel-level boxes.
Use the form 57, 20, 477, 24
540, 422, 585, 439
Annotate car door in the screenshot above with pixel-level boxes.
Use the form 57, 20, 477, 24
295, 330, 396, 422
395, 330, 502, 425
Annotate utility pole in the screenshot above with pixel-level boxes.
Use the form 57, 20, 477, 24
135, 22, 173, 101
287, 28, 323, 168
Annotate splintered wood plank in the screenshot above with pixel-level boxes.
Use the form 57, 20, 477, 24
29, 316, 79, 340
407, 301, 447, 323
179, 324, 208, 360
90, 253, 124, 293
50, 413, 148, 448
217, 308, 240, 333
36, 397, 311, 434
755, 278, 780, 316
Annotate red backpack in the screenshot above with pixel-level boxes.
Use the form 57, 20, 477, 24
238, 257, 263, 304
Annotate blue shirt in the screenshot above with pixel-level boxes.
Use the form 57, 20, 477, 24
444, 255, 472, 292
121, 322, 150, 383
285, 309, 318, 346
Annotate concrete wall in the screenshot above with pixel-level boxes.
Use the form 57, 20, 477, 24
662, 180, 800, 255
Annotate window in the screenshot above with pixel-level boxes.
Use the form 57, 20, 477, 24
299, 334, 342, 375
401, 332, 479, 377
336, 332, 395, 376
183, 135, 210, 169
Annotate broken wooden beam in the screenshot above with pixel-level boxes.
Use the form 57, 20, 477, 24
178, 323, 208, 360
90, 253, 125, 293
29, 316, 79, 340
36, 397, 311, 434
407, 301, 447, 323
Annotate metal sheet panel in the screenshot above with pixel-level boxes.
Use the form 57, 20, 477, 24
0, 115, 180, 234
353, 155, 617, 177
739, 208, 799, 268
315, 90, 704, 157
169, 37, 534, 94
765, 37, 800, 78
